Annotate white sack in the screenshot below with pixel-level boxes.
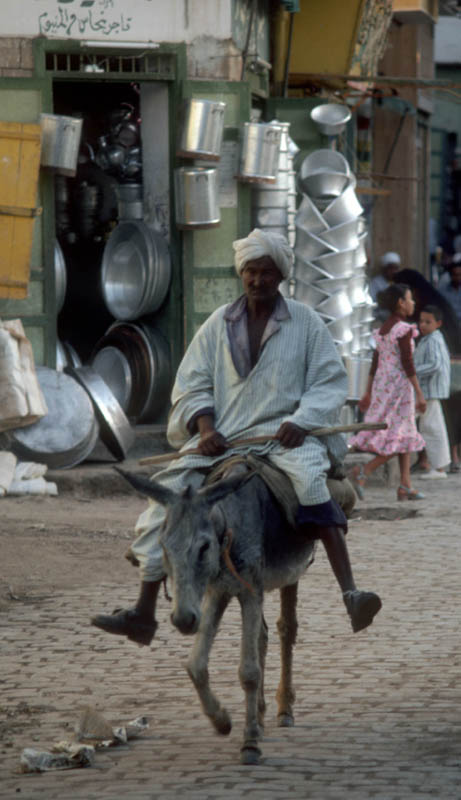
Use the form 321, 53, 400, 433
0, 318, 48, 433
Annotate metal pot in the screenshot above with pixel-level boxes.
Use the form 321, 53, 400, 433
116, 183, 143, 220
40, 114, 83, 177
177, 98, 226, 161
174, 167, 220, 228
238, 122, 282, 184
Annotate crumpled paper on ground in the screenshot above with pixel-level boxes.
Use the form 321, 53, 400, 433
0, 452, 58, 496
20, 708, 150, 772
0, 318, 47, 433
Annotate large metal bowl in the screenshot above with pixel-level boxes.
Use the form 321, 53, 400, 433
326, 315, 353, 344
101, 221, 171, 320
299, 149, 350, 177
295, 195, 329, 235
293, 278, 328, 308
354, 232, 368, 268
315, 291, 353, 321
66, 365, 134, 461
6, 367, 99, 469
310, 104, 351, 137
317, 219, 360, 252
294, 226, 337, 261
313, 276, 350, 295
294, 256, 334, 282
311, 248, 356, 279
297, 170, 349, 200
91, 345, 133, 412
323, 186, 364, 227
54, 240, 67, 313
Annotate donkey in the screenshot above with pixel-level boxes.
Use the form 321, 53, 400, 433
118, 465, 317, 765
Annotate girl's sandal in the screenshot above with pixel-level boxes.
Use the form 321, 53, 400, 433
350, 465, 366, 499
397, 485, 425, 501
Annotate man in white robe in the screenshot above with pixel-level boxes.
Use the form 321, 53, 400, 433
92, 229, 381, 645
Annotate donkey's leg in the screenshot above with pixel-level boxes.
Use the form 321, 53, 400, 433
238, 592, 264, 765
276, 581, 298, 727
257, 615, 268, 730
186, 591, 232, 736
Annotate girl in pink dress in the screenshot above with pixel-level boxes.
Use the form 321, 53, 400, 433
349, 283, 427, 501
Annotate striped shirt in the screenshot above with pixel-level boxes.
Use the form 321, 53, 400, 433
414, 329, 451, 399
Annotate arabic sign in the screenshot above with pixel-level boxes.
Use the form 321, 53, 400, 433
1, 0, 229, 41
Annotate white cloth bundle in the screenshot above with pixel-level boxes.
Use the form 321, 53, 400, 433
233, 228, 293, 279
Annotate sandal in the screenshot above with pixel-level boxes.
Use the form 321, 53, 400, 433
349, 464, 366, 499
397, 485, 425, 501
448, 462, 461, 474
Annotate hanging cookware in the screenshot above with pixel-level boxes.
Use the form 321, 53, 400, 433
40, 114, 83, 177
177, 98, 226, 161
237, 122, 282, 184
101, 221, 171, 320
174, 167, 220, 229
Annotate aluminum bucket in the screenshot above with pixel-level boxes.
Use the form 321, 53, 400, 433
293, 278, 328, 308
311, 248, 356, 279
174, 166, 220, 229
177, 98, 226, 161
294, 256, 334, 283
315, 291, 353, 321
344, 356, 372, 399
317, 219, 360, 251
40, 114, 83, 177
253, 188, 289, 207
326, 316, 353, 344
323, 186, 364, 227
238, 123, 282, 184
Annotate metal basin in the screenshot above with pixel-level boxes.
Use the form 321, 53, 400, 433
66, 365, 134, 461
101, 221, 171, 320
323, 186, 364, 227
6, 367, 99, 469
315, 291, 353, 321
54, 240, 67, 313
299, 149, 350, 177
317, 219, 360, 252
314, 276, 350, 295
311, 248, 356, 279
354, 232, 368, 267
294, 256, 334, 283
348, 277, 367, 307
310, 104, 351, 136
326, 316, 353, 344
298, 170, 350, 201
295, 195, 329, 235
293, 279, 328, 307
91, 345, 133, 412
177, 98, 226, 161
294, 227, 337, 261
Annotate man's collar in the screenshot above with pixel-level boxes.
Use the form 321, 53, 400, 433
224, 293, 291, 322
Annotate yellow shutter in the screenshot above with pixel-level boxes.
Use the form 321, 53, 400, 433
0, 121, 42, 300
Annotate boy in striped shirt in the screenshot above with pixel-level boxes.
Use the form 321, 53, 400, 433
413, 305, 451, 479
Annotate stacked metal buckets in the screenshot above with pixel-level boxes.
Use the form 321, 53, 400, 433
250, 121, 298, 249
292, 148, 375, 399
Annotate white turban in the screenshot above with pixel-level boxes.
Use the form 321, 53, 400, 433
233, 228, 293, 279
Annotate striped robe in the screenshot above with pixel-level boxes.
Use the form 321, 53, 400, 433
132, 295, 348, 581
414, 329, 451, 400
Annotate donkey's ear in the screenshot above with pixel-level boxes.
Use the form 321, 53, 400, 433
114, 468, 176, 506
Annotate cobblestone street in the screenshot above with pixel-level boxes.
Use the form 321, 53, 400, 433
1, 469, 461, 799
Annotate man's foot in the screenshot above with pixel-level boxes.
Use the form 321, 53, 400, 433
90, 608, 157, 646
419, 469, 447, 480
343, 590, 382, 633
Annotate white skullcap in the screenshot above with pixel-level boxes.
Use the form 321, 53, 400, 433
380, 251, 401, 267
233, 228, 293, 279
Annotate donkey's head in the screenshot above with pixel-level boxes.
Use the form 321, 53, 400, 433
116, 469, 241, 635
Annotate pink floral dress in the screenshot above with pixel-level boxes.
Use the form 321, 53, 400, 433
349, 320, 425, 456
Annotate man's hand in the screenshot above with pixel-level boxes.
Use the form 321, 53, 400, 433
275, 422, 307, 448
197, 429, 229, 456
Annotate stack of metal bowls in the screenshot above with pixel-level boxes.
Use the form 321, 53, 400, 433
292, 149, 376, 386
251, 121, 298, 247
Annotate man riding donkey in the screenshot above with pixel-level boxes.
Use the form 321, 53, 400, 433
92, 228, 382, 646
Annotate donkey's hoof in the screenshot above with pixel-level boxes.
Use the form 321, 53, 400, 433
240, 745, 262, 765
277, 712, 294, 728
213, 708, 232, 735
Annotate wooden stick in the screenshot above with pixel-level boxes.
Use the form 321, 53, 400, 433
138, 422, 387, 466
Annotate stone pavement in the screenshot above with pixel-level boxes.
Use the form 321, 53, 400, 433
2, 463, 461, 799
